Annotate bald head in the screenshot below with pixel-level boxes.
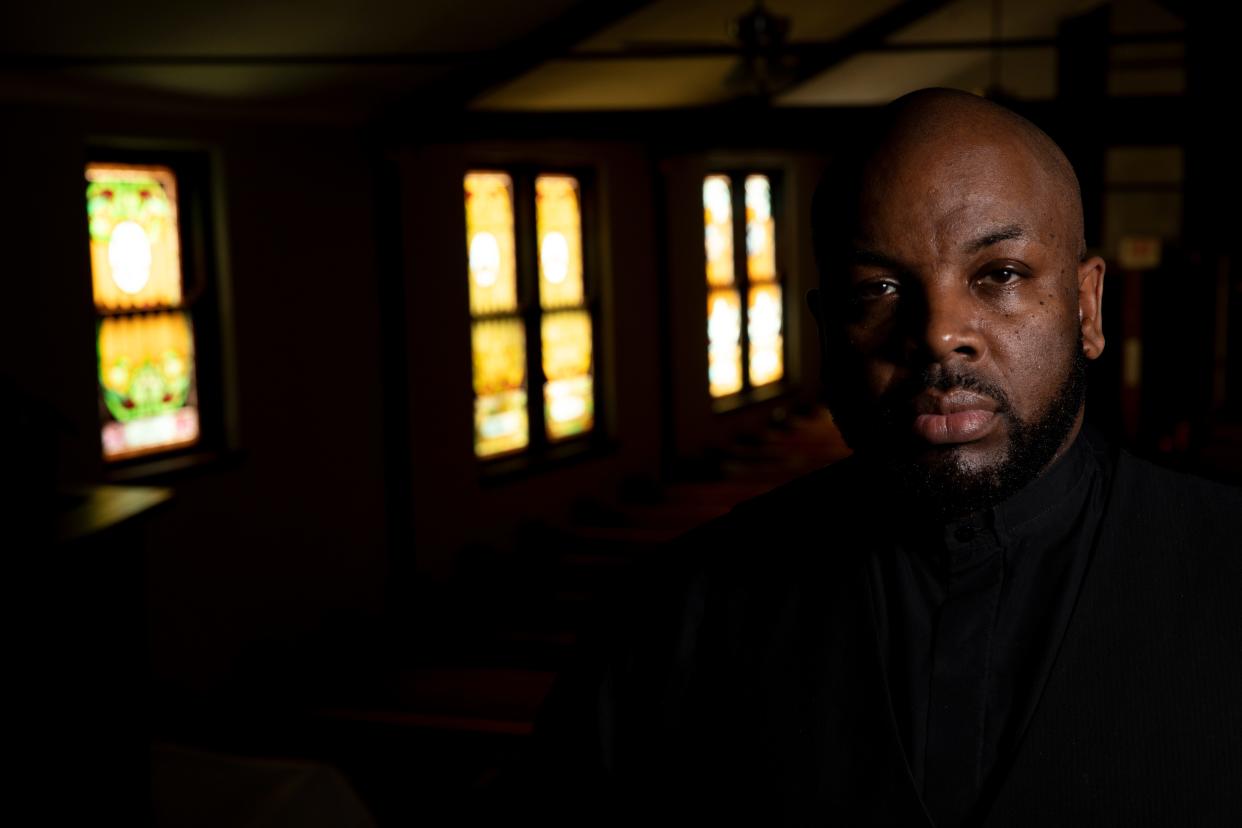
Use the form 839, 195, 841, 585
813, 88, 1086, 287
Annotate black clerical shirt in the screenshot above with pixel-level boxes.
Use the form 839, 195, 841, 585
515, 422, 1242, 827
869, 428, 1110, 827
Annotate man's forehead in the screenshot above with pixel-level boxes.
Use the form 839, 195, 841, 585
854, 140, 1058, 243
846, 219, 1033, 265
811, 89, 1085, 272
864, 124, 1046, 198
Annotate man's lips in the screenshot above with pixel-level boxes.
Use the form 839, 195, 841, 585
909, 389, 1000, 445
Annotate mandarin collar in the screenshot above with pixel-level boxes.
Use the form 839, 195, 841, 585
987, 427, 1093, 545
876, 428, 1096, 573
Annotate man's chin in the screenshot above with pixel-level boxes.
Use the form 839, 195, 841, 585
882, 447, 1017, 522
904, 436, 1008, 474
831, 409, 1027, 520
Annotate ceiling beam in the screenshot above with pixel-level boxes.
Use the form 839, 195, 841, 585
404, 95, 1190, 147
385, 0, 653, 118
563, 31, 1183, 59
772, 0, 958, 101
0, 30, 1183, 69
0, 53, 482, 69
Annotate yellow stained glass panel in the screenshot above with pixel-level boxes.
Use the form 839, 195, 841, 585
748, 283, 784, 387
536, 175, 584, 310
704, 175, 734, 288
465, 172, 518, 316
472, 318, 528, 457
708, 288, 742, 397
745, 175, 776, 284
97, 310, 199, 460
542, 310, 594, 440
86, 163, 182, 312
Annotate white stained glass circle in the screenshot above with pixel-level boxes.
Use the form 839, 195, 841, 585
541, 231, 570, 284
749, 290, 781, 340
108, 220, 153, 295
745, 176, 771, 221
470, 232, 501, 288
548, 387, 586, 423
747, 223, 768, 255
704, 176, 732, 223
706, 225, 729, 262
708, 296, 741, 346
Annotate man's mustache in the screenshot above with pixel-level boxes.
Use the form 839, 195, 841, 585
876, 366, 1012, 421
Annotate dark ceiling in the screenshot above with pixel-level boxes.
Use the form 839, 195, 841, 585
1, 0, 1186, 118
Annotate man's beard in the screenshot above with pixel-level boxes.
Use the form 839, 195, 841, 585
827, 334, 1089, 522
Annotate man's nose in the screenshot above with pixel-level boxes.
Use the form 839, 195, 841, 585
906, 281, 985, 363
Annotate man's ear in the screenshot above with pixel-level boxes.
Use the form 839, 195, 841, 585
1078, 255, 1106, 360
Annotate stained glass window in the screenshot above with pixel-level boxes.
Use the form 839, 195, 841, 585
471, 318, 529, 458
542, 310, 593, 439
745, 175, 783, 387
745, 175, 776, 283
87, 162, 201, 460
466, 172, 528, 457
704, 172, 784, 399
536, 175, 594, 441
466, 170, 596, 459
704, 175, 743, 397
748, 283, 783, 387
704, 175, 735, 288
465, 172, 519, 316
708, 289, 743, 397
536, 175, 585, 310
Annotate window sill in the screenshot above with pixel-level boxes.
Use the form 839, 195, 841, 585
105, 447, 246, 486
711, 381, 793, 414
478, 435, 617, 486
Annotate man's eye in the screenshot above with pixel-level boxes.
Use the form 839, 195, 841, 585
981, 267, 1022, 285
855, 280, 898, 300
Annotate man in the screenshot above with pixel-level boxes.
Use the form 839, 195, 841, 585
517, 88, 1242, 827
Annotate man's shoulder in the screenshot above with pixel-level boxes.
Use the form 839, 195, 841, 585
1114, 447, 1242, 512
1106, 446, 1242, 551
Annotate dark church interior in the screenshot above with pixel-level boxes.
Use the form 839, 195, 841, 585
8, 0, 1235, 823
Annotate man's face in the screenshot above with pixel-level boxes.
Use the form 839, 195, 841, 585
814, 132, 1105, 518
